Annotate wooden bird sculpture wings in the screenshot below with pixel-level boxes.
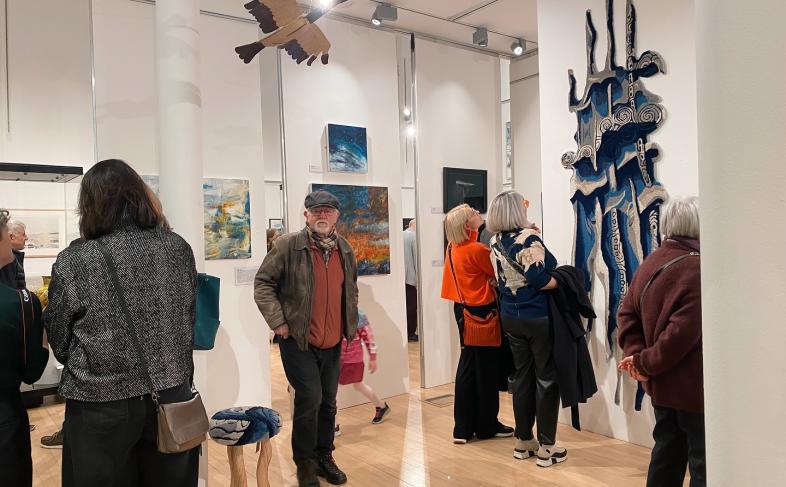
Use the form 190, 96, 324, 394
235, 0, 347, 66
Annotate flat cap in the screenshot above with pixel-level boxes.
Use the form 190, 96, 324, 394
304, 190, 340, 210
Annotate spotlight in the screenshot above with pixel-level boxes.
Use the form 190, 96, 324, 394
320, 0, 332, 7
371, 3, 397, 26
511, 39, 525, 56
405, 123, 416, 137
473, 28, 488, 48
402, 107, 411, 119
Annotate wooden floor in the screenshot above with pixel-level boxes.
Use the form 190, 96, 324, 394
30, 343, 657, 486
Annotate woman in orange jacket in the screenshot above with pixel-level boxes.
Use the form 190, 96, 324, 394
441, 204, 514, 444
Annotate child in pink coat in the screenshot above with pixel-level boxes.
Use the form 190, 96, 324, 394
335, 310, 390, 435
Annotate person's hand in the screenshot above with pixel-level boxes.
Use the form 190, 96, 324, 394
619, 356, 649, 382
369, 359, 377, 374
274, 324, 290, 339
488, 277, 498, 288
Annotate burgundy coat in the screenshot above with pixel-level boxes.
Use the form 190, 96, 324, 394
617, 238, 703, 413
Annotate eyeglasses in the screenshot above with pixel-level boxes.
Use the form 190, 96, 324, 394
308, 207, 338, 216
523, 199, 530, 209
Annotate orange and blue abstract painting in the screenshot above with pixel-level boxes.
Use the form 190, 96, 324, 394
204, 178, 252, 260
311, 183, 390, 276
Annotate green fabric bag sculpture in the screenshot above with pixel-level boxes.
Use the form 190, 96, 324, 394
194, 273, 220, 350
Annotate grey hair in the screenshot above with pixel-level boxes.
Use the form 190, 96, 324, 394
7, 219, 26, 235
0, 209, 9, 239
486, 190, 532, 233
661, 196, 700, 239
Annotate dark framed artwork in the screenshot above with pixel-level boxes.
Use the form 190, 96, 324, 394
327, 123, 368, 173
268, 218, 284, 231
442, 167, 488, 213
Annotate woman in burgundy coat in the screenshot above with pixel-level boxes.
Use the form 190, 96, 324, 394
618, 196, 705, 487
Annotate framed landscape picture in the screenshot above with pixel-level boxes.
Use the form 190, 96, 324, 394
9, 210, 65, 258
327, 123, 368, 173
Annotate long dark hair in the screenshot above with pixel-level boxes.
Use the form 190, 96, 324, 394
78, 159, 169, 239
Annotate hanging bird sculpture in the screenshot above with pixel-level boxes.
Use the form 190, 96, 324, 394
235, 0, 348, 66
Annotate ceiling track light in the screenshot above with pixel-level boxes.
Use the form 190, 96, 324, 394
371, 3, 398, 27
472, 27, 488, 48
511, 38, 526, 56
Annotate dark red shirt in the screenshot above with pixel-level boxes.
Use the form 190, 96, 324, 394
618, 239, 703, 413
309, 246, 344, 349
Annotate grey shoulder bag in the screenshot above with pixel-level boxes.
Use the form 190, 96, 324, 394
96, 240, 208, 454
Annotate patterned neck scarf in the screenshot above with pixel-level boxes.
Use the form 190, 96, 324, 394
307, 226, 338, 263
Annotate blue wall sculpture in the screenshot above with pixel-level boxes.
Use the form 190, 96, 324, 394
562, 0, 668, 357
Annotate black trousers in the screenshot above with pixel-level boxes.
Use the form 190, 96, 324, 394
503, 316, 560, 445
62, 392, 199, 487
279, 337, 341, 465
453, 302, 502, 440
0, 389, 32, 487
648, 407, 706, 487
405, 284, 418, 336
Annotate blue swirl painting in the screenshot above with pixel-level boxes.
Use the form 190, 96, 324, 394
562, 0, 667, 356
311, 183, 390, 276
327, 123, 368, 173
203, 178, 252, 260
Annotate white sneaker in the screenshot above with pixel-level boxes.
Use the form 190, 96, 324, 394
453, 437, 468, 444
334, 425, 341, 437
536, 444, 568, 467
513, 439, 539, 460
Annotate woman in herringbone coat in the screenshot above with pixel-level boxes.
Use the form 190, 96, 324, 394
44, 159, 199, 487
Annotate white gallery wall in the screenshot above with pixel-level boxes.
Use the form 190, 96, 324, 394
537, 0, 698, 446
510, 54, 543, 228
92, 0, 270, 415
415, 39, 502, 388
277, 18, 410, 408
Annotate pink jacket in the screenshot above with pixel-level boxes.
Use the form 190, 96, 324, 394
341, 325, 376, 364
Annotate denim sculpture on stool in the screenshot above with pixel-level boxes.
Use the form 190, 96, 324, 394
562, 0, 667, 410
209, 407, 282, 487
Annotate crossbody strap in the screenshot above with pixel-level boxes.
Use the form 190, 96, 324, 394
639, 251, 700, 312
96, 240, 160, 405
493, 237, 527, 276
447, 245, 466, 305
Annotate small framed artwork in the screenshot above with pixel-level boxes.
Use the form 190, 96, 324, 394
268, 218, 284, 231
442, 167, 488, 214
9, 209, 66, 258
326, 123, 368, 173
505, 121, 513, 184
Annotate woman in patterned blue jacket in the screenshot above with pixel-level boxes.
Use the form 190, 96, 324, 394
487, 190, 567, 468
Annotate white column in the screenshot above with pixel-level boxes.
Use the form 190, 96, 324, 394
155, 2, 208, 485
696, 0, 786, 485
156, 0, 204, 262
510, 54, 542, 227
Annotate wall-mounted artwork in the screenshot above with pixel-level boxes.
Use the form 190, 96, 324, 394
562, 0, 668, 358
268, 219, 284, 231
311, 183, 390, 276
9, 210, 64, 258
443, 167, 488, 213
505, 121, 513, 184
327, 123, 368, 173
141, 175, 253, 260
204, 178, 252, 260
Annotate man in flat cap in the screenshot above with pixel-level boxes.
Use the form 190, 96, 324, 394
255, 190, 358, 487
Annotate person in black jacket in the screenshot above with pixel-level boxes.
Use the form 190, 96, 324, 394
0, 218, 26, 289
44, 160, 200, 487
0, 209, 49, 487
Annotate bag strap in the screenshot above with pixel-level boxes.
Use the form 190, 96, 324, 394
493, 237, 527, 276
96, 240, 161, 406
639, 251, 700, 312
17, 289, 33, 367
447, 245, 466, 305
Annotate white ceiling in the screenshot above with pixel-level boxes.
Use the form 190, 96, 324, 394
323, 0, 539, 56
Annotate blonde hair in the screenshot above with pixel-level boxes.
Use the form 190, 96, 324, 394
487, 190, 532, 233
444, 204, 475, 245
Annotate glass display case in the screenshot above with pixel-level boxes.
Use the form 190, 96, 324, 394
0, 162, 83, 404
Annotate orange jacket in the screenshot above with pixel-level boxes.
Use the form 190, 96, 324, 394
441, 231, 497, 306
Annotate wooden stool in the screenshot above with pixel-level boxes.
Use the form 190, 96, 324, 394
209, 406, 282, 487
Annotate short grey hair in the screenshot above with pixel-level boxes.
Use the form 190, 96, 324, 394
661, 196, 700, 239
0, 209, 9, 239
7, 219, 25, 235
486, 190, 532, 233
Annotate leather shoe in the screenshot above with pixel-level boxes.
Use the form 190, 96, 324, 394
296, 460, 320, 487
317, 453, 348, 485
